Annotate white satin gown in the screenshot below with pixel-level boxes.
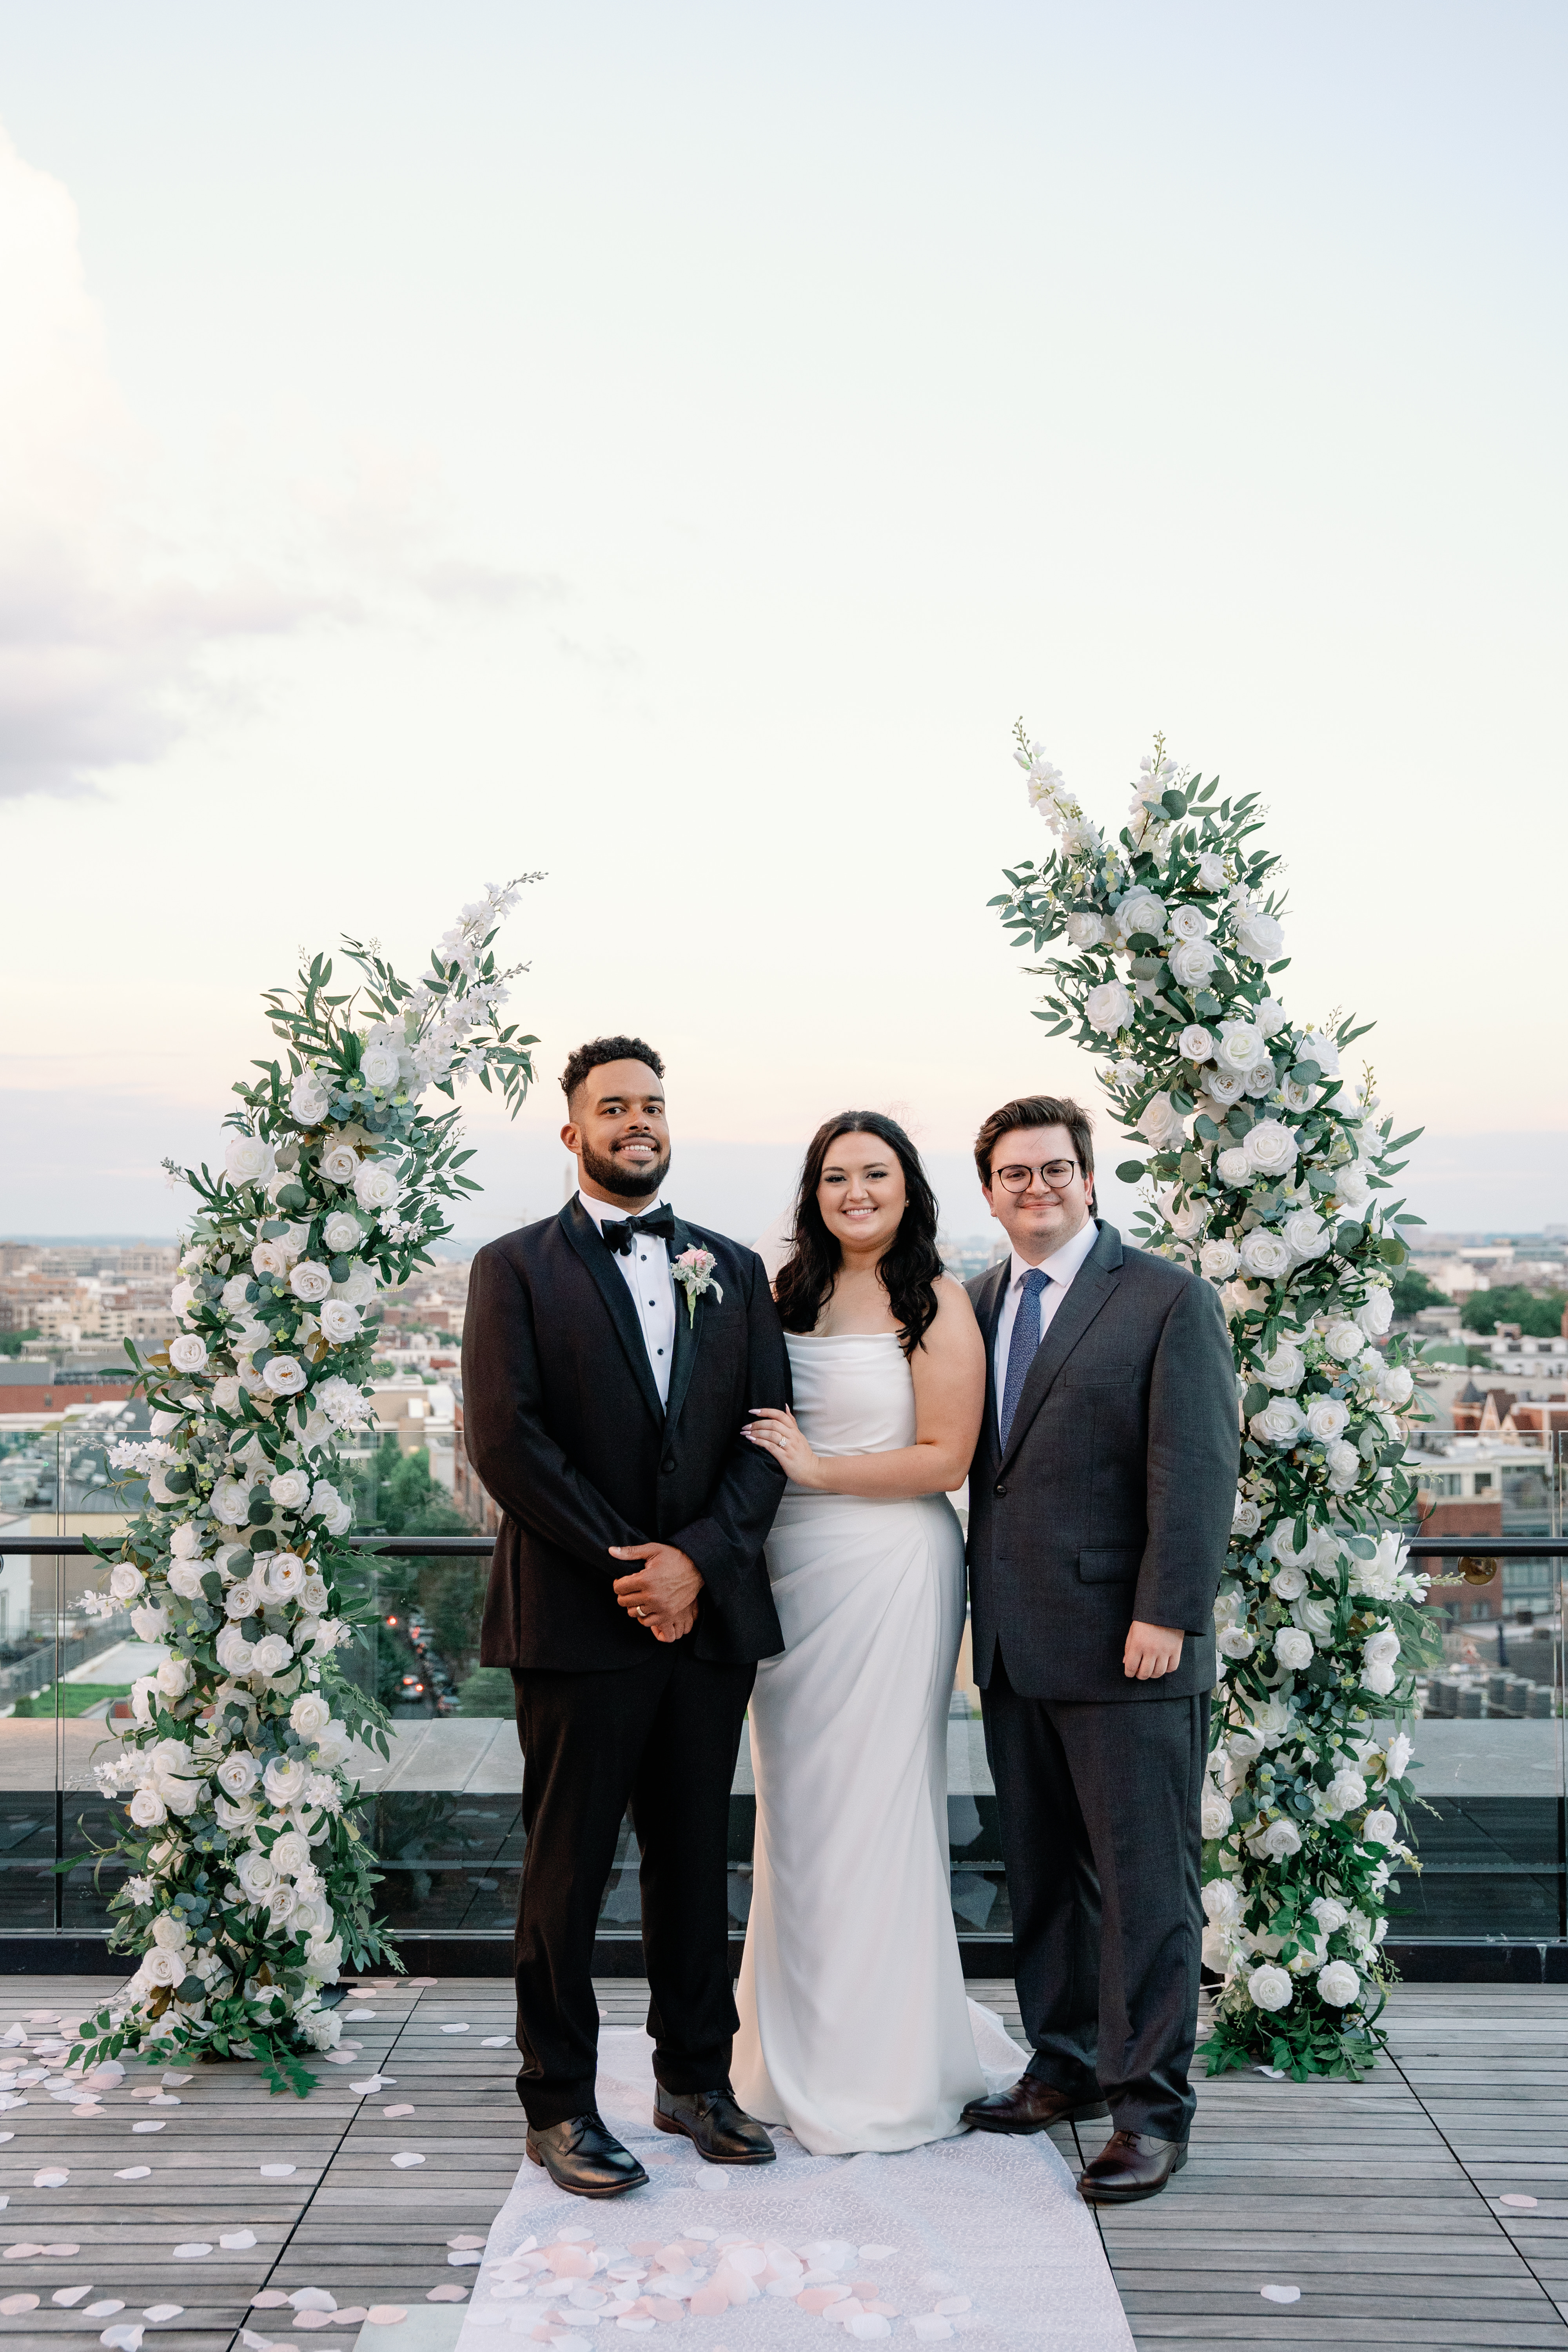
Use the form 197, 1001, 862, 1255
731, 1332, 985, 2153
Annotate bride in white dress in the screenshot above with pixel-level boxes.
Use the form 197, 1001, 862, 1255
732, 1112, 989, 2154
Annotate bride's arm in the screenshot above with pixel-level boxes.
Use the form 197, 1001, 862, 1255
743, 1278, 985, 1498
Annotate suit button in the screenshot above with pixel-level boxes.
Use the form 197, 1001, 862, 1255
994, 1482, 1008, 1498
662, 1455, 677, 1474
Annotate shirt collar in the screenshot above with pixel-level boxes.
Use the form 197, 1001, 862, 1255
1009, 1215, 1099, 1292
576, 1187, 666, 1232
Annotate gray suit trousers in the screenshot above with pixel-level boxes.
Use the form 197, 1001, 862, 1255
982, 1650, 1208, 2142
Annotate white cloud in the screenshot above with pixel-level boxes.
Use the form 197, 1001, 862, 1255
0, 123, 556, 799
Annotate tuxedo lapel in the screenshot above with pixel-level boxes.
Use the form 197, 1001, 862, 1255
559, 1199, 665, 1429
971, 1259, 1009, 1469
663, 1215, 704, 1436
998, 1220, 1124, 1474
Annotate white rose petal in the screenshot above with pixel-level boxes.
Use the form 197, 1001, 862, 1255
1200, 1238, 1240, 1282
289, 1262, 333, 1304
1317, 1961, 1359, 2007
1239, 1230, 1292, 1280
1169, 938, 1218, 985
1216, 1147, 1252, 1187
1084, 980, 1133, 1036
1244, 1119, 1298, 1176
319, 1300, 362, 1345
224, 1135, 277, 1188
1305, 1397, 1350, 1444
1234, 907, 1285, 963
1247, 1964, 1292, 2012
263, 1357, 307, 1396
1272, 1627, 1314, 1672
320, 1143, 360, 1185
1178, 1024, 1214, 1062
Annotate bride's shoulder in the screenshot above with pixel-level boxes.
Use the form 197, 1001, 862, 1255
927, 1272, 982, 1338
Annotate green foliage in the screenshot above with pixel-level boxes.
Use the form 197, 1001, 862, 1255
12, 1682, 129, 1719
1390, 1269, 1450, 1318
456, 1665, 515, 1717
0, 1330, 40, 1358
1459, 1284, 1566, 1337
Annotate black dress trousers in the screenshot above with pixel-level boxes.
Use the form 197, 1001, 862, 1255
510, 1642, 755, 2128
981, 1650, 1208, 2143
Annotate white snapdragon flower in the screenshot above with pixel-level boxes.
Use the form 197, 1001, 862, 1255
1233, 907, 1285, 963
1065, 911, 1105, 948
1247, 1964, 1292, 2012
320, 1142, 360, 1185
1178, 1024, 1214, 1062
225, 1134, 277, 1188
269, 1468, 311, 1510
1169, 938, 1217, 986
1238, 1230, 1291, 1280
1200, 1238, 1240, 1281
1305, 1397, 1350, 1444
1272, 1626, 1314, 1672
1084, 980, 1133, 1036
1317, 1961, 1359, 2007
1244, 1119, 1298, 1177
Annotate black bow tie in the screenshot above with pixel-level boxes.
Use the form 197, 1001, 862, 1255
600, 1203, 676, 1256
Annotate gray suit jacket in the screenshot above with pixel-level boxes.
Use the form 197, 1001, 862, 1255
964, 1218, 1239, 1704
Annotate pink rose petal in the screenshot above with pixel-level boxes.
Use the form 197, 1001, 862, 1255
382, 2104, 415, 2118
426, 2285, 467, 2303
0, 2293, 40, 2315
1500, 2193, 1538, 2209
365, 2307, 407, 2326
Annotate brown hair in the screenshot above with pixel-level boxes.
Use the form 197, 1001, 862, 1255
973, 1094, 1095, 1189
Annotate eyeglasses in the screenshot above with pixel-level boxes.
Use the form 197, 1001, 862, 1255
993, 1160, 1082, 1196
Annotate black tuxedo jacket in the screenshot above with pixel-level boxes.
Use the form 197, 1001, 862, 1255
463, 1199, 789, 1673
964, 1218, 1239, 1704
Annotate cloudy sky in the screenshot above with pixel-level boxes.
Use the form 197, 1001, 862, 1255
0, 2, 1562, 1245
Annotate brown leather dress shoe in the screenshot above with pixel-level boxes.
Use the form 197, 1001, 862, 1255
1077, 2129, 1188, 2203
525, 2114, 649, 2196
653, 2086, 777, 2163
961, 2076, 1110, 2134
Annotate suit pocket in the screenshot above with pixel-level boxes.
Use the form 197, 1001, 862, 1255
1076, 1546, 1139, 1585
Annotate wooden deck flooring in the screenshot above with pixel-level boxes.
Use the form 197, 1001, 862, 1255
0, 1978, 1561, 2351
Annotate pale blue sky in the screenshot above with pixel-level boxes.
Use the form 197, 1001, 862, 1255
0, 3, 1561, 1238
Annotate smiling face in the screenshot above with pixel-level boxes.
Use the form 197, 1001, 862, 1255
816, 1130, 908, 1259
982, 1121, 1095, 1261
562, 1059, 671, 1205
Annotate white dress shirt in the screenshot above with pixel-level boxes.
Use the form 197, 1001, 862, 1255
993, 1214, 1102, 1437
576, 1189, 677, 1406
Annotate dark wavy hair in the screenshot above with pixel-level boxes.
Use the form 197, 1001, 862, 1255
774, 1112, 944, 1357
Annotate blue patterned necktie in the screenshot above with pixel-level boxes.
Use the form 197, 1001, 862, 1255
999, 1268, 1051, 1451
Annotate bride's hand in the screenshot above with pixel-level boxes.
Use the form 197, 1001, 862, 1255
744, 1406, 826, 1489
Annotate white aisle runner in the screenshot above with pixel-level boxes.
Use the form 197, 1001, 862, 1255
456, 2006, 1132, 2352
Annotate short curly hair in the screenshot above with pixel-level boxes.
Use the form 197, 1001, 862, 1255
559, 1034, 666, 1107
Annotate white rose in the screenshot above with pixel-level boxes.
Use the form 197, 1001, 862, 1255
131, 1602, 171, 1639
1333, 1165, 1371, 1212
168, 1334, 208, 1375
1216, 1147, 1252, 1187
1261, 1818, 1301, 1858
1196, 853, 1227, 891
224, 1575, 261, 1619
361, 1045, 402, 1089
251, 1241, 287, 1279
287, 1261, 332, 1305
1294, 1592, 1334, 1644
215, 1753, 260, 1797
1356, 1287, 1394, 1338
210, 1478, 251, 1526
1112, 1056, 1146, 1086
1217, 1020, 1264, 1072
1269, 1562, 1308, 1601
1065, 911, 1105, 948
1232, 1494, 1263, 1535
320, 1143, 360, 1185
155, 1656, 191, 1699
1363, 1625, 1400, 1669
266, 1555, 305, 1601
215, 1627, 256, 1673
236, 1850, 277, 1900
300, 1572, 331, 1615
1201, 1787, 1233, 1837
1317, 1961, 1359, 2007
1382, 1730, 1413, 1782
291, 1693, 332, 1738
1244, 1119, 1298, 1176
1202, 1065, 1247, 1107
1200, 1237, 1240, 1281
1272, 1627, 1314, 1671
1244, 1060, 1277, 1099
1202, 1877, 1243, 1924
1233, 907, 1285, 962
1120, 890, 1166, 939
1167, 905, 1208, 943
1178, 1024, 1214, 1062
1308, 1896, 1348, 1935
1375, 1362, 1414, 1407
109, 1562, 145, 1602
319, 1299, 362, 1345
164, 1521, 202, 1564
1169, 938, 1218, 985
1300, 1027, 1339, 1075
271, 1828, 311, 1875
1325, 1439, 1362, 1491
225, 1134, 277, 1187
322, 1212, 362, 1253
1251, 1396, 1305, 1447
353, 1160, 401, 1212
129, 1787, 167, 1828
269, 1468, 312, 1510
289, 1074, 331, 1125
1239, 1229, 1291, 1280
211, 1375, 242, 1413
1321, 1321, 1361, 1363
265, 1756, 309, 1806
1305, 1397, 1350, 1444
1362, 1808, 1398, 1847
1247, 1964, 1292, 2012
1169, 1199, 1209, 1243
264, 1356, 307, 1396
1282, 1209, 1330, 1260
1085, 980, 1133, 1036
1260, 1340, 1305, 1391
252, 1633, 295, 1676
1140, 1091, 1185, 1148
1217, 1625, 1255, 1659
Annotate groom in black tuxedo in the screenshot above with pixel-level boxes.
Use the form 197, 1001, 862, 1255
463, 1036, 789, 2195
960, 1093, 1238, 2203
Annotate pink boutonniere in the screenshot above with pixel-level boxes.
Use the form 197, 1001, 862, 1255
672, 1246, 723, 1328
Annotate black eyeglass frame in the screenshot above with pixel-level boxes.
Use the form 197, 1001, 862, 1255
991, 1159, 1084, 1196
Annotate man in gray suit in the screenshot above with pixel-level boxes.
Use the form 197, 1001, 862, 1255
960, 1093, 1238, 2202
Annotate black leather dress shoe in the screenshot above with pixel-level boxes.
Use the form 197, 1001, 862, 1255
961, 2076, 1110, 2134
653, 2085, 777, 2163
1077, 2129, 1188, 2203
525, 2115, 649, 2197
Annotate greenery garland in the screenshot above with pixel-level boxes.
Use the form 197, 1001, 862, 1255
991, 728, 1439, 2078
70, 884, 538, 2092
